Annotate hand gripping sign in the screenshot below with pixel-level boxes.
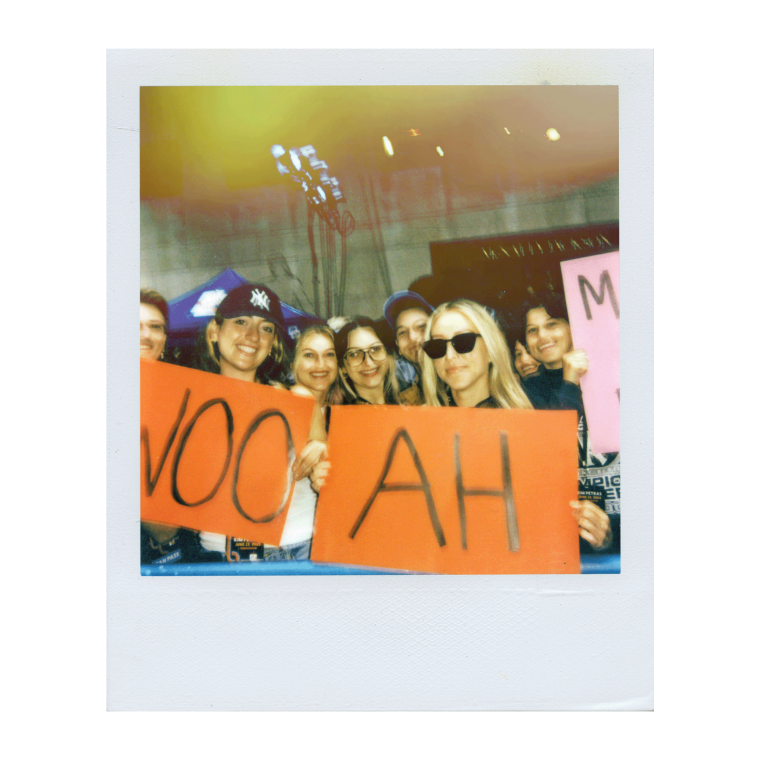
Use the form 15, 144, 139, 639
140, 360, 314, 545
560, 251, 620, 454
311, 406, 580, 574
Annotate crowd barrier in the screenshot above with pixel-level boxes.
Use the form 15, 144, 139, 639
141, 554, 620, 576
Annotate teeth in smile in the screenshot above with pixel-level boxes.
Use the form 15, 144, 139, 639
237, 346, 257, 354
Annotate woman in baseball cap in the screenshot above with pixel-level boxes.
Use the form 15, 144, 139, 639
200, 284, 335, 562
205, 283, 290, 387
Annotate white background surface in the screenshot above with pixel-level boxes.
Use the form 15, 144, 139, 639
109, 49, 651, 711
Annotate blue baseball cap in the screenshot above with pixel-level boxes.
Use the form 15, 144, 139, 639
383, 290, 433, 331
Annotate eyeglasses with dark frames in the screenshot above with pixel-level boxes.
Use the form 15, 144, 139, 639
344, 344, 388, 367
422, 332, 482, 360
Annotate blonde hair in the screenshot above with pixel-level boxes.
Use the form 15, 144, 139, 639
335, 318, 400, 405
420, 299, 533, 409
291, 324, 338, 388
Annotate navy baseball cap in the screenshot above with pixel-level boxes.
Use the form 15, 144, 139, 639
216, 284, 285, 333
383, 290, 433, 331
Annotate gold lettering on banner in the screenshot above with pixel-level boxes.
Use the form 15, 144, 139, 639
479, 230, 616, 264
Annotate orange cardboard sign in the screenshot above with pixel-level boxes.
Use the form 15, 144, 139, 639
140, 360, 314, 545
311, 406, 580, 574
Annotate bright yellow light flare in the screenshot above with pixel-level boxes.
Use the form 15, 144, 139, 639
436, 146, 444, 156
504, 127, 510, 135
383, 136, 394, 156
546, 128, 560, 141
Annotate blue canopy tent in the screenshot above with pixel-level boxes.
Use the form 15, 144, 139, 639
167, 268, 322, 349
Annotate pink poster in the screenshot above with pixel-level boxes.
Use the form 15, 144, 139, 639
560, 251, 620, 454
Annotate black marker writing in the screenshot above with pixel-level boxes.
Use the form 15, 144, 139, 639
454, 431, 519, 552
349, 428, 446, 547
232, 410, 295, 524
578, 270, 619, 320
141, 388, 190, 497
171, 398, 234, 507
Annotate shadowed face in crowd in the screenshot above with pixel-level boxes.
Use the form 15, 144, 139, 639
525, 307, 573, 370
395, 307, 429, 366
140, 303, 167, 361
513, 340, 540, 378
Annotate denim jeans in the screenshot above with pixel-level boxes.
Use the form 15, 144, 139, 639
261, 539, 312, 561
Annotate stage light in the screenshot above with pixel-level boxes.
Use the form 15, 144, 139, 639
383, 136, 394, 156
546, 128, 560, 141
271, 143, 351, 234
289, 148, 302, 171
436, 146, 444, 156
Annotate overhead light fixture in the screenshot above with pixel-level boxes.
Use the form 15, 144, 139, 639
504, 127, 511, 135
382, 136, 394, 156
546, 128, 560, 141
271, 143, 348, 230
407, 128, 420, 137
436, 146, 444, 157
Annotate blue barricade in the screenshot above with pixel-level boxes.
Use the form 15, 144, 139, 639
141, 555, 620, 576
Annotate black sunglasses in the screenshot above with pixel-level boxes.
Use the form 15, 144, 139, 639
422, 332, 482, 360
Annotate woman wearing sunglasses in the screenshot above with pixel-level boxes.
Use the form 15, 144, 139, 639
334, 317, 400, 405
420, 299, 532, 409
419, 298, 610, 552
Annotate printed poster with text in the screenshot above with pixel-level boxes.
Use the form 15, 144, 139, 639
561, 251, 620, 454
311, 406, 580, 574
140, 360, 314, 545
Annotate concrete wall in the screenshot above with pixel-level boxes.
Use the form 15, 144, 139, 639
141, 170, 618, 318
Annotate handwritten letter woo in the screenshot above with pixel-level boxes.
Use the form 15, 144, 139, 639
140, 360, 314, 545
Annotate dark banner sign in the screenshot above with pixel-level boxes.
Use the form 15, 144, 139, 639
428, 222, 619, 313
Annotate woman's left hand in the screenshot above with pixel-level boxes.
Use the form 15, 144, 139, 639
292, 440, 328, 481
570, 500, 612, 550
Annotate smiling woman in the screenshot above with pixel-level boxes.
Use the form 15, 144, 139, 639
420, 299, 532, 410
204, 283, 289, 387
334, 317, 400, 405
198, 283, 319, 562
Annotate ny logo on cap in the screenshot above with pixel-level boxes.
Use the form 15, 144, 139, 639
250, 288, 270, 311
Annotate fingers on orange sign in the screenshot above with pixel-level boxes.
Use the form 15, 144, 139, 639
311, 406, 580, 574
140, 360, 314, 545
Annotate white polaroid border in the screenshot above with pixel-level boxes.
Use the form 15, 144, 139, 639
108, 49, 652, 710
